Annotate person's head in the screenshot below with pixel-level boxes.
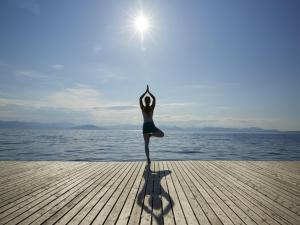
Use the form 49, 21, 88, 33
144, 96, 151, 106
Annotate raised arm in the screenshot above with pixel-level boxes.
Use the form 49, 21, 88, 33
139, 91, 147, 109
148, 91, 156, 108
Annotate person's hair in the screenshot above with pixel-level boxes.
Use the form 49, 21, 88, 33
144, 96, 152, 115
144, 96, 151, 105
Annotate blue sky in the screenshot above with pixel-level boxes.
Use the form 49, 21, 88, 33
0, 0, 299, 131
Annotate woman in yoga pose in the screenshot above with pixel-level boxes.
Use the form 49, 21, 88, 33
139, 85, 164, 164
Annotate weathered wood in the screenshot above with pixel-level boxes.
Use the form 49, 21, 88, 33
208, 161, 297, 225
167, 161, 199, 225
195, 161, 279, 225
158, 161, 175, 225
56, 162, 131, 225
0, 163, 93, 212
30, 162, 120, 225
0, 161, 299, 225
1, 163, 108, 224
79, 162, 135, 224
162, 161, 188, 225
115, 162, 145, 225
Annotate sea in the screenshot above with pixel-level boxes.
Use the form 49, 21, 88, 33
0, 129, 299, 161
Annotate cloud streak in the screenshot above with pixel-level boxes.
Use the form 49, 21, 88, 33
15, 70, 47, 79
0, 84, 140, 124
52, 64, 64, 70
0, 84, 280, 128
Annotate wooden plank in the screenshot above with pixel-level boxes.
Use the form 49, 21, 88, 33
189, 161, 258, 225
215, 161, 300, 215
207, 161, 292, 225
54, 162, 132, 225
115, 162, 145, 225
139, 162, 154, 225
218, 163, 300, 214
24, 162, 120, 225
167, 161, 199, 225
0, 162, 85, 197
0, 161, 299, 225
0, 163, 100, 220
228, 162, 300, 214
151, 161, 163, 225
230, 161, 300, 198
127, 163, 150, 225
180, 161, 235, 225
78, 162, 135, 224
209, 161, 299, 225
0, 162, 58, 189
1, 163, 108, 224
102, 162, 144, 225
90, 162, 139, 224
244, 161, 300, 190
171, 161, 213, 225
158, 161, 175, 225
162, 161, 187, 225
184, 161, 248, 225
0, 163, 95, 213
252, 161, 300, 175
0, 161, 47, 178
249, 162, 300, 184
198, 161, 283, 225
174, 162, 222, 225
0, 162, 89, 198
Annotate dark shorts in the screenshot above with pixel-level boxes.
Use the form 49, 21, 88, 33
143, 121, 158, 134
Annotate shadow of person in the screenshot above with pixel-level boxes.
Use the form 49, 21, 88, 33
137, 164, 174, 225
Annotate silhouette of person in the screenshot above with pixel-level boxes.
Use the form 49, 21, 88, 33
139, 85, 164, 164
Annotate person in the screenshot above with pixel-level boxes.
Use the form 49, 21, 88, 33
139, 85, 164, 164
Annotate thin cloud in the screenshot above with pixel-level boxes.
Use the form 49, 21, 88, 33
52, 64, 64, 70
15, 70, 47, 79
184, 83, 239, 89
0, 93, 279, 129
161, 102, 195, 107
99, 73, 124, 82
95, 64, 125, 82
94, 105, 138, 111
0, 84, 139, 124
93, 45, 103, 55
184, 84, 213, 89
47, 84, 103, 110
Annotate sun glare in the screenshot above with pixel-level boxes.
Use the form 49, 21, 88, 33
135, 14, 149, 33
134, 12, 150, 41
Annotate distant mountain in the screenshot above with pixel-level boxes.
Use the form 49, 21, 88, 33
106, 124, 184, 130
0, 120, 285, 132
70, 125, 106, 130
195, 126, 280, 133
107, 124, 140, 130
0, 121, 73, 129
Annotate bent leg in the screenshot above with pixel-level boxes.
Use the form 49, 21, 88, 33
143, 133, 151, 164
151, 128, 164, 138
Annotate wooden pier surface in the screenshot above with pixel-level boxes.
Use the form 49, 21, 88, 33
0, 161, 299, 225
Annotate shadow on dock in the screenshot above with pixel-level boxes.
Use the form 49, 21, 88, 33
137, 164, 174, 225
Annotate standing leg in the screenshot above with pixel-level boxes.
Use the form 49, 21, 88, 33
143, 133, 151, 164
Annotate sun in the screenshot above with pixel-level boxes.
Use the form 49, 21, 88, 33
135, 14, 149, 33
134, 12, 150, 41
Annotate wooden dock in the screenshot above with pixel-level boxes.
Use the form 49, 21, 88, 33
0, 161, 299, 225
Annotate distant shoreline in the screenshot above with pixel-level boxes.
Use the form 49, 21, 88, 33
1, 120, 298, 132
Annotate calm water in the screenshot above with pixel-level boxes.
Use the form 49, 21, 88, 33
0, 129, 299, 161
